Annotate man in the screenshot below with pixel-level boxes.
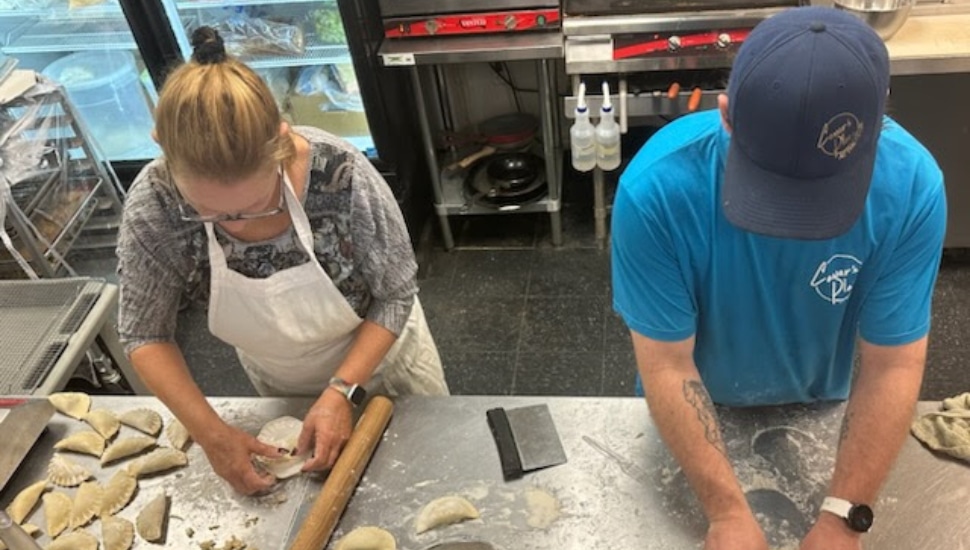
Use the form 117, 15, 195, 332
611, 6, 946, 550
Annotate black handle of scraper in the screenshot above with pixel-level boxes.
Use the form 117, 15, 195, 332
486, 407, 523, 481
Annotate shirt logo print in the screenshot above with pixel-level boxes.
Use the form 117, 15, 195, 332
810, 254, 862, 304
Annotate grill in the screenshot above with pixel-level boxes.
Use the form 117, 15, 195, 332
563, 0, 803, 74
0, 277, 105, 394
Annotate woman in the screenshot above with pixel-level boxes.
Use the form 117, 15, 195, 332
117, 27, 448, 495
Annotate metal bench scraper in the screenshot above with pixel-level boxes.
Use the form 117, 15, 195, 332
486, 404, 567, 481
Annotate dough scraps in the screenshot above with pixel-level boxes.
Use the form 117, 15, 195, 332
525, 487, 560, 529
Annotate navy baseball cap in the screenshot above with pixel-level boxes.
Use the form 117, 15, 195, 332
722, 6, 890, 240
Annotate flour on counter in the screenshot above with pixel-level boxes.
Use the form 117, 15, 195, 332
524, 488, 560, 529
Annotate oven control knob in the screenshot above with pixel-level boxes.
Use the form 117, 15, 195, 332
668, 35, 681, 51
426, 19, 439, 34
716, 33, 732, 48
504, 14, 518, 29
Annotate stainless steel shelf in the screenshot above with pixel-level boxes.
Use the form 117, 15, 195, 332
433, 153, 562, 216
176, 0, 327, 8
564, 88, 721, 119
226, 33, 350, 69
3, 18, 135, 53
0, 3, 123, 20
380, 32, 563, 65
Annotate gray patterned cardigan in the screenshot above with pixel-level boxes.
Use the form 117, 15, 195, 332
116, 127, 417, 355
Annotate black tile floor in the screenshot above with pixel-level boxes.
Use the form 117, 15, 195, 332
67, 167, 968, 401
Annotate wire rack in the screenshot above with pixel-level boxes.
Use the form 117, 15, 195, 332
1, 82, 126, 278
0, 277, 105, 394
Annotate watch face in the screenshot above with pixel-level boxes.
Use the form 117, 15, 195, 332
349, 385, 366, 406
848, 504, 874, 532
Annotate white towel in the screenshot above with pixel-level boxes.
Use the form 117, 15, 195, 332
911, 392, 970, 463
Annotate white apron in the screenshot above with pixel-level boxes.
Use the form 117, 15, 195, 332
205, 171, 448, 398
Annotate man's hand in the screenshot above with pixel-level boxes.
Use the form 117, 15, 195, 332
800, 513, 862, 550
705, 514, 769, 550
297, 389, 353, 472
199, 423, 281, 495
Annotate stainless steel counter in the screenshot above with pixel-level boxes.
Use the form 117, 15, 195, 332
1, 396, 967, 549
0, 397, 320, 549
337, 397, 970, 550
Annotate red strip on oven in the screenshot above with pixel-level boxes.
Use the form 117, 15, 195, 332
385, 9, 561, 38
613, 29, 751, 60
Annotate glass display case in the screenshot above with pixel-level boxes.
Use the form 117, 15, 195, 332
160, 0, 375, 153
0, 0, 161, 162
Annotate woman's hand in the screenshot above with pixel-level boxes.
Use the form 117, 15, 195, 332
198, 422, 282, 495
705, 514, 769, 550
297, 389, 353, 472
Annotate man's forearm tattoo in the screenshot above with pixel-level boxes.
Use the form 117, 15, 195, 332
683, 379, 727, 457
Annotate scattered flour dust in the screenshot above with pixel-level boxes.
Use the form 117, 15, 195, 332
524, 487, 560, 529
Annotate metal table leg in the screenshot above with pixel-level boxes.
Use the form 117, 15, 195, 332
410, 65, 454, 250
95, 285, 150, 396
593, 167, 608, 248
539, 58, 562, 247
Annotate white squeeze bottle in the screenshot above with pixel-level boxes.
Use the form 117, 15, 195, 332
595, 81, 621, 171
570, 82, 596, 172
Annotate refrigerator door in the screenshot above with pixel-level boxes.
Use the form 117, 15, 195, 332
159, 0, 375, 154
0, 0, 161, 162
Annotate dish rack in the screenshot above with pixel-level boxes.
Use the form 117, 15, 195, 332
1, 78, 126, 278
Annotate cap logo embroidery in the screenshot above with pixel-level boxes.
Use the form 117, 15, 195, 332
810, 254, 862, 304
817, 113, 864, 160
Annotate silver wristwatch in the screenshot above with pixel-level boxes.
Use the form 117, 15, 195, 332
328, 377, 366, 407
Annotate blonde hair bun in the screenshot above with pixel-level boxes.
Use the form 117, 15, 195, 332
190, 26, 227, 65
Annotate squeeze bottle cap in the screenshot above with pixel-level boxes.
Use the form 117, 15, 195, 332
576, 82, 588, 114
602, 81, 612, 112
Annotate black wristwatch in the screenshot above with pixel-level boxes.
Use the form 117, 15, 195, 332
821, 497, 874, 533
328, 377, 366, 407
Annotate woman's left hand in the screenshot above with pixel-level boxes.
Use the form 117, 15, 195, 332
298, 388, 353, 472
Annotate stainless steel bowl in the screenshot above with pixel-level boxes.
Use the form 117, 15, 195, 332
834, 0, 915, 40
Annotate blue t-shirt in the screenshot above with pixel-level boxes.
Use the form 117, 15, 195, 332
612, 110, 946, 406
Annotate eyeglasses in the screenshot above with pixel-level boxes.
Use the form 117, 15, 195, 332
173, 166, 287, 223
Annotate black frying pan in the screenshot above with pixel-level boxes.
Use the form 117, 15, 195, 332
443, 113, 539, 175
487, 152, 541, 189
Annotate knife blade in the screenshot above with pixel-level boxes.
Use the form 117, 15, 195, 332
0, 399, 55, 492
0, 510, 42, 549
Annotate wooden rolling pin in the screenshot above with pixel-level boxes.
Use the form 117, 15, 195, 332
288, 395, 394, 550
